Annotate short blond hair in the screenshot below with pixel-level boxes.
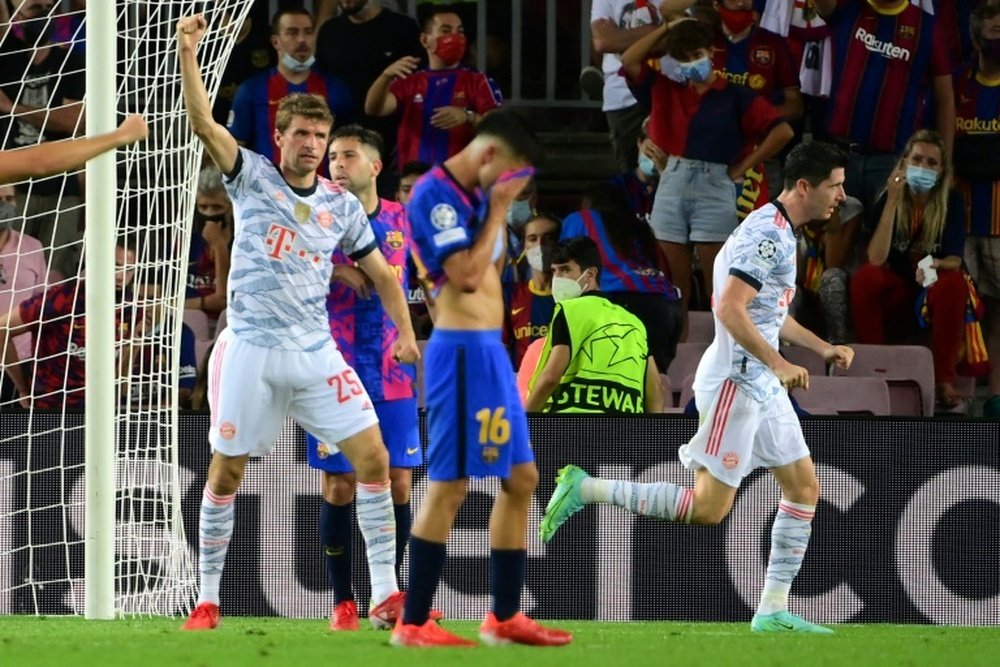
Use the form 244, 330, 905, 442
275, 93, 333, 134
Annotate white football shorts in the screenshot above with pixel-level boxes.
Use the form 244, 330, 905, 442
207, 327, 379, 457
678, 379, 810, 487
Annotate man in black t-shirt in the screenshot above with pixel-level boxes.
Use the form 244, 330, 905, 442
315, 0, 422, 197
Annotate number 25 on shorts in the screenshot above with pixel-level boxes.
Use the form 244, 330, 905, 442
475, 407, 510, 445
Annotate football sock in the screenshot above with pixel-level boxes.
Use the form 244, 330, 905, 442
356, 480, 398, 604
403, 536, 446, 626
393, 502, 412, 585
320, 500, 354, 603
196, 486, 235, 605
758, 499, 815, 616
490, 548, 526, 621
582, 478, 694, 523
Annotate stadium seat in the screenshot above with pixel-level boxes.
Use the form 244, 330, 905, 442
792, 376, 891, 415
659, 373, 683, 412
183, 308, 211, 341
831, 344, 933, 416
686, 310, 714, 343
781, 344, 828, 378
678, 374, 696, 413
666, 342, 708, 407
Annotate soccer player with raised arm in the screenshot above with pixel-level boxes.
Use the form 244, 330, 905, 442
392, 109, 571, 647
305, 124, 438, 630
541, 141, 855, 634
0, 114, 146, 185
176, 14, 418, 631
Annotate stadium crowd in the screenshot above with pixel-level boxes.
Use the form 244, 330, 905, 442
0, 0, 999, 418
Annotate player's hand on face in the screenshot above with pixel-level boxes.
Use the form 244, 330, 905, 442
392, 335, 420, 365
823, 344, 854, 370
176, 14, 207, 49
334, 264, 373, 299
430, 105, 466, 130
383, 56, 420, 80
489, 171, 533, 214
117, 114, 148, 143
774, 358, 810, 390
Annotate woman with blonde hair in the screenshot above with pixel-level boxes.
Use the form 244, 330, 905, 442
851, 129, 978, 410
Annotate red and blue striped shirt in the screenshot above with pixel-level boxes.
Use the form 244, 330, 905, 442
389, 67, 502, 168
825, 0, 951, 154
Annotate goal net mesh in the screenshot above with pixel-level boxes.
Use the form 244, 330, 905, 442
0, 0, 251, 615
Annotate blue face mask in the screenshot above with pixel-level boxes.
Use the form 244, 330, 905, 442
679, 56, 712, 84
638, 153, 658, 177
281, 52, 315, 73
506, 199, 533, 229
905, 164, 939, 194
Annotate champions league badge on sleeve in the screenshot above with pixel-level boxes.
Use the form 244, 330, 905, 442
430, 202, 467, 247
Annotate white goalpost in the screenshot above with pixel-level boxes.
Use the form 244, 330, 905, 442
0, 0, 252, 617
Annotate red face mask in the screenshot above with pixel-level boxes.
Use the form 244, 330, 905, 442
434, 32, 466, 65
717, 7, 755, 35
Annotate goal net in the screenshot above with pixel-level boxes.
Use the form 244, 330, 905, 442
0, 0, 251, 616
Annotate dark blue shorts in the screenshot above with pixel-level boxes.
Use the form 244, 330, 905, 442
424, 329, 533, 481
306, 397, 421, 473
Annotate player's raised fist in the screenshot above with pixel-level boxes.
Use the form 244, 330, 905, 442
176, 14, 207, 48
117, 114, 148, 144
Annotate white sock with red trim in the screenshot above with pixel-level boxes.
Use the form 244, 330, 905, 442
757, 498, 816, 616
197, 485, 236, 606
356, 480, 398, 605
581, 478, 694, 524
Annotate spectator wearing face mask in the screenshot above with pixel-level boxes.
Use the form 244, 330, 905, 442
561, 184, 682, 373
364, 5, 502, 169
505, 214, 560, 368
227, 7, 353, 176
621, 18, 793, 329
608, 121, 664, 226
185, 165, 233, 320
851, 129, 981, 412
525, 236, 664, 414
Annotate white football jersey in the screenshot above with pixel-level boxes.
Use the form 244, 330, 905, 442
693, 202, 798, 403
223, 148, 376, 351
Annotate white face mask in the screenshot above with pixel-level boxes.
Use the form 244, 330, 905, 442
551, 274, 585, 303
281, 52, 315, 73
526, 245, 545, 273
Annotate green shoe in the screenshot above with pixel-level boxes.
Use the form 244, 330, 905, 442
751, 611, 834, 634
539, 465, 590, 543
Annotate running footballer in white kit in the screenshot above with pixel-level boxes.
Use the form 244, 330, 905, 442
176, 13, 419, 632
540, 141, 854, 634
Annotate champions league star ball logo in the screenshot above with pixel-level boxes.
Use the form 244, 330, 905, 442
430, 203, 458, 231
757, 239, 777, 260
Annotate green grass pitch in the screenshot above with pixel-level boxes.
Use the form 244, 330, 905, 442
0, 617, 997, 666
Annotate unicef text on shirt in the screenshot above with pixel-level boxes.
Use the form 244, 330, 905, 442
854, 27, 911, 61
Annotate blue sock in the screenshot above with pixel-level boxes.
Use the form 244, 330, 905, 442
490, 548, 526, 621
403, 536, 446, 625
394, 503, 412, 585
319, 501, 354, 604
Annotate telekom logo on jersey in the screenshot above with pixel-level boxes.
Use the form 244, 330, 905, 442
265, 223, 325, 265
